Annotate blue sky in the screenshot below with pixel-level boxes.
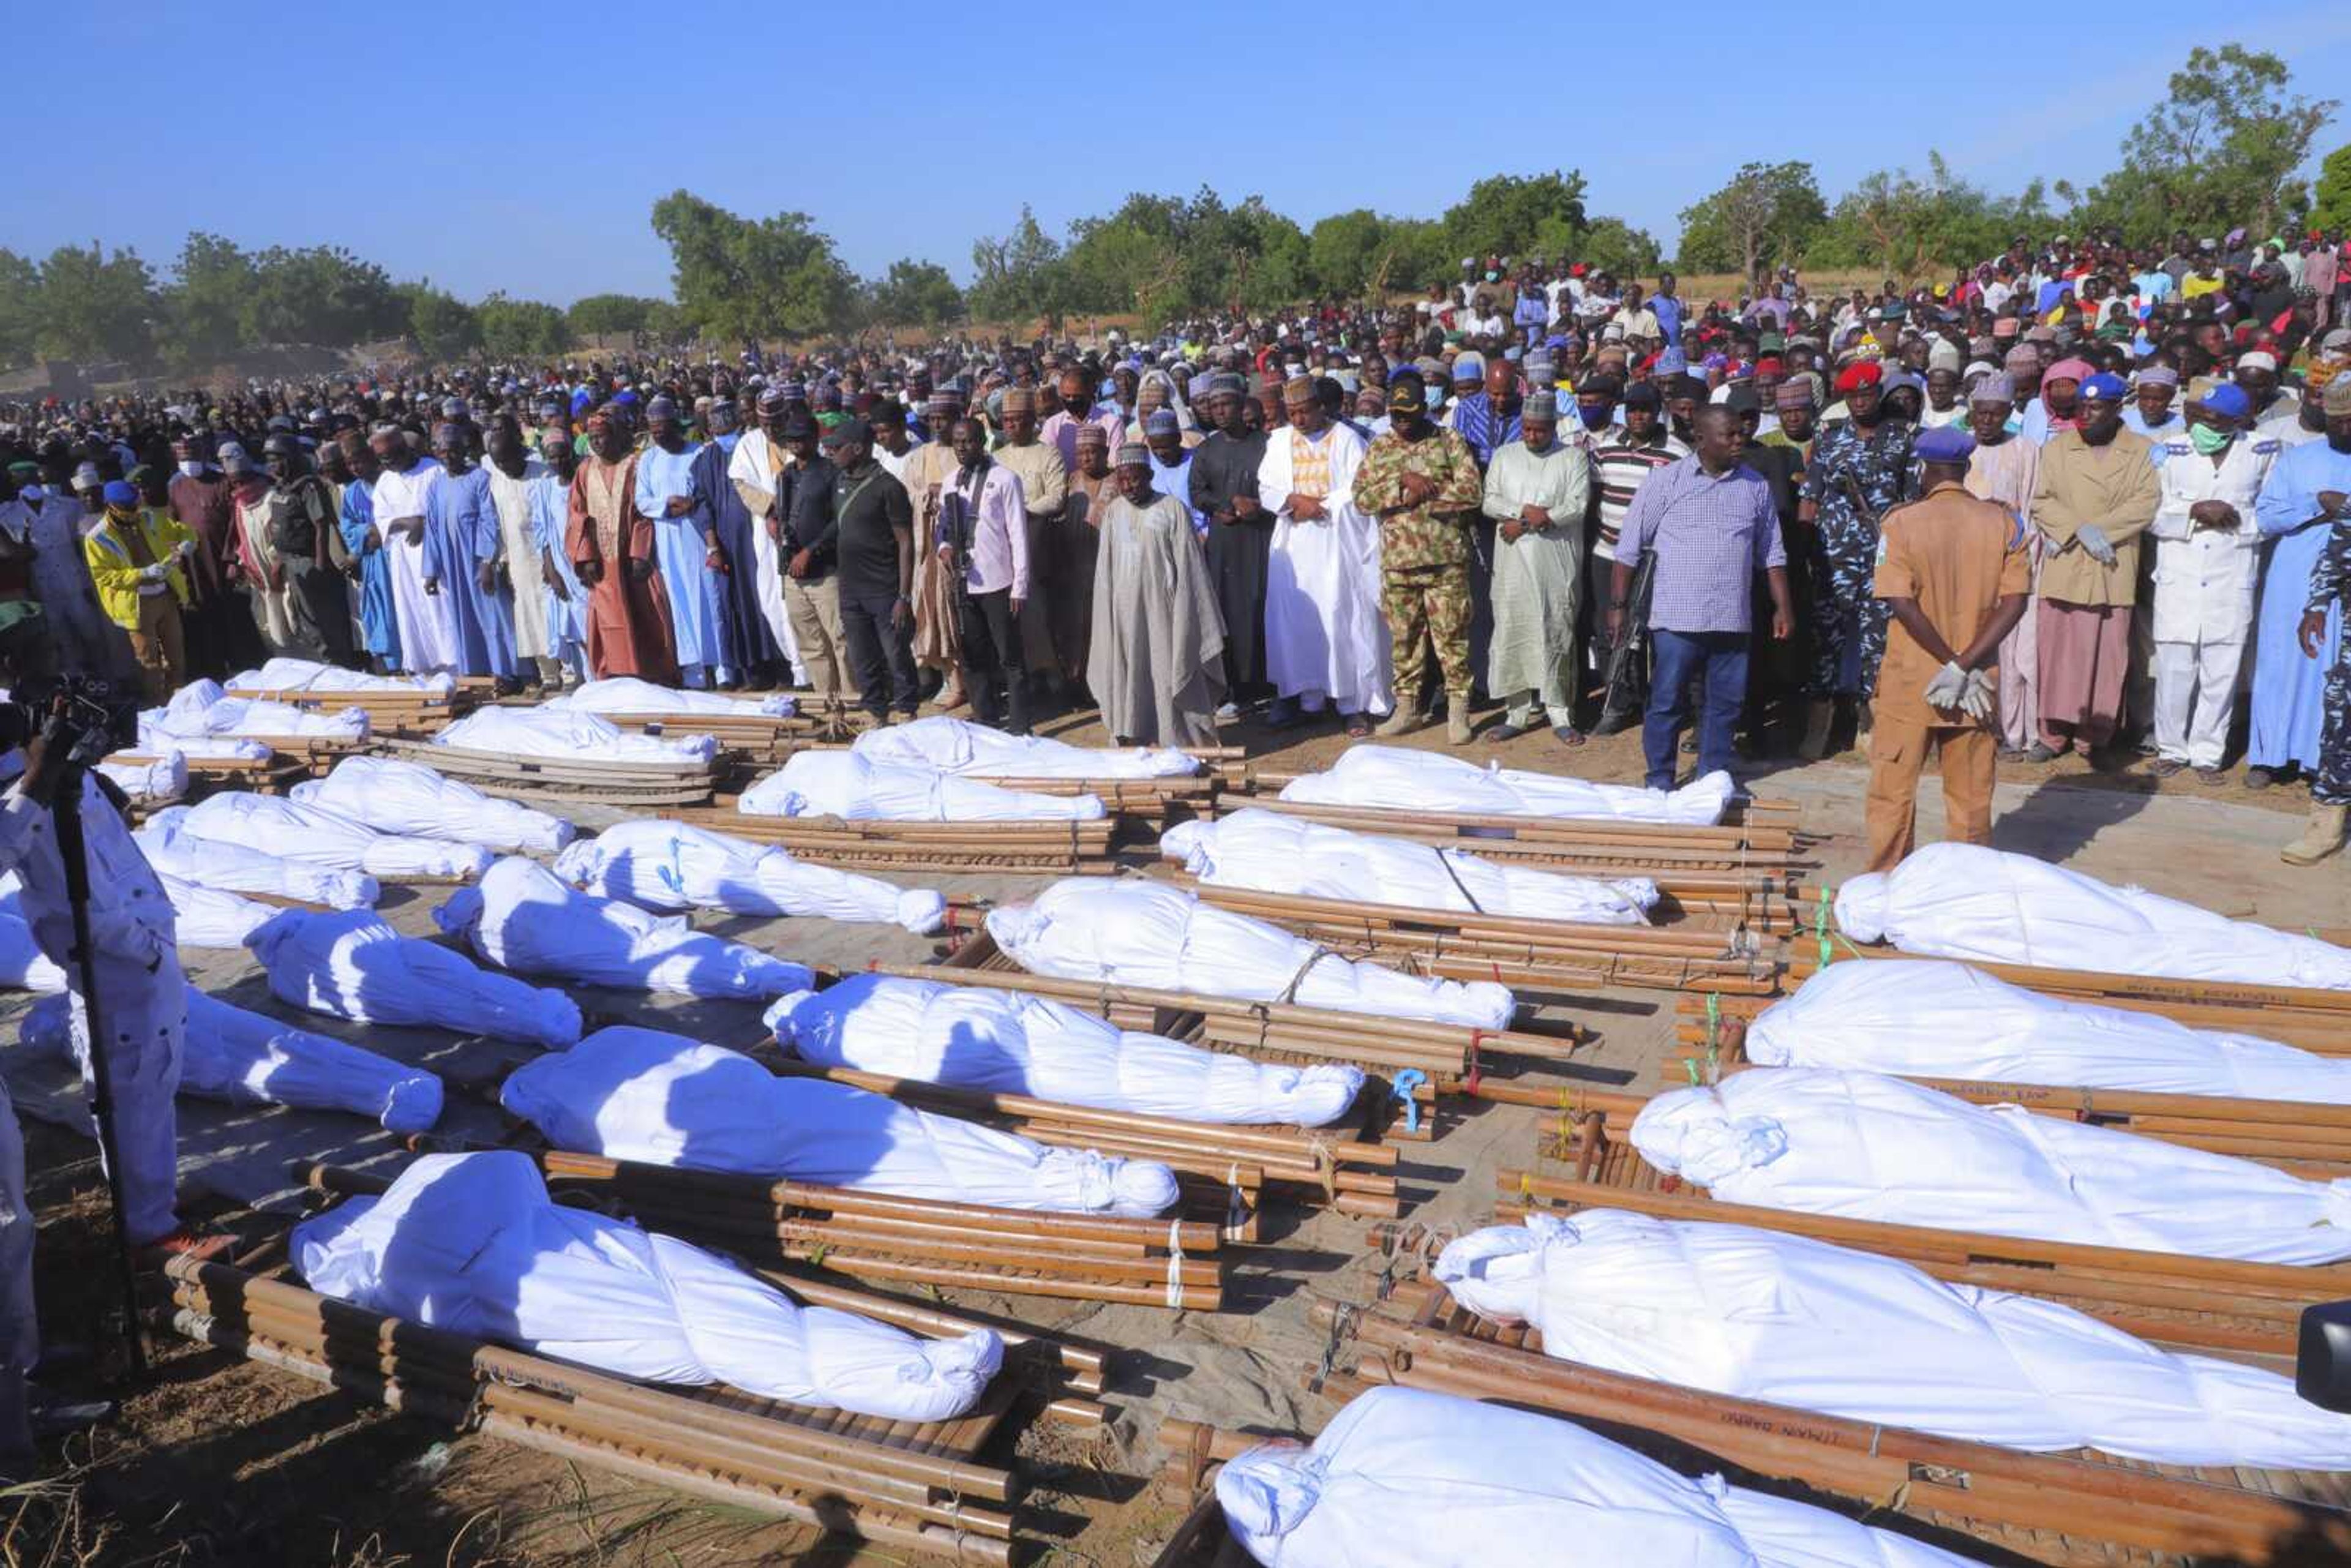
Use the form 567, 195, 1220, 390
10, 1, 2347, 306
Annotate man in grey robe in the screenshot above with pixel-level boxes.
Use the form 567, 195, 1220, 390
1089, 441, 1226, 745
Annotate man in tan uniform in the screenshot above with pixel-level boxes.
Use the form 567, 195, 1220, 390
1865, 424, 2032, 871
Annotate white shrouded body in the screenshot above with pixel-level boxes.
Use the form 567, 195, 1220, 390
1630, 1067, 2351, 1265
433, 857, 812, 1000
552, 819, 943, 934
159, 873, 274, 948
293, 1151, 997, 1421
739, 751, 1104, 821
24, 985, 443, 1133
852, 715, 1198, 779
246, 907, 581, 1049
433, 706, 716, 765
501, 1024, 1181, 1217
1749, 958, 2351, 1102
147, 677, 370, 743
1275, 745, 1734, 826
546, 675, 793, 718
986, 878, 1515, 1029
98, 752, 186, 804
1834, 842, 2351, 991
767, 974, 1363, 1126
231, 657, 454, 696
136, 808, 378, 910
1435, 1210, 2351, 1468
1161, 809, 1657, 925
176, 792, 492, 881
1215, 1386, 1973, 1568
290, 756, 574, 854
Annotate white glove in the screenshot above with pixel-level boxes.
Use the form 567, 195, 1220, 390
2075, 524, 2117, 566
174, 538, 196, 558
1959, 668, 1997, 722
137, 562, 169, 584
1922, 659, 1970, 710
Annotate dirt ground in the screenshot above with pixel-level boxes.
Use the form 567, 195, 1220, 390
4, 697, 2345, 1568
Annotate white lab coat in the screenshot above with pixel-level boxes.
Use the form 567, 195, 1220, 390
2148, 433, 2278, 646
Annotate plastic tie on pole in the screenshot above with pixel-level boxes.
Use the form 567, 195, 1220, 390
1813, 883, 1835, 969
1465, 1030, 1487, 1096
1390, 1069, 1429, 1135
1166, 1219, 1187, 1310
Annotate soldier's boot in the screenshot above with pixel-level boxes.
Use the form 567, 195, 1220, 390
1446, 696, 1472, 746
1376, 704, 1425, 738
1797, 700, 1836, 761
2281, 803, 2349, 867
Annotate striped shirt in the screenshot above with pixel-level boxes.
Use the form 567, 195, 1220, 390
1589, 431, 1689, 562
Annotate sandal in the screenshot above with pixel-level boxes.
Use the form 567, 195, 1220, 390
1483, 722, 1529, 743
1344, 715, 1373, 739
1552, 725, 1586, 748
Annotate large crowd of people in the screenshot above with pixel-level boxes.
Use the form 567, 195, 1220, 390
4, 223, 2349, 861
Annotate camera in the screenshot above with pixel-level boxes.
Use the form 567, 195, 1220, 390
0, 673, 141, 772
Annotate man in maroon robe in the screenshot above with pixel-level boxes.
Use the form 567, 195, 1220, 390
566, 408, 677, 681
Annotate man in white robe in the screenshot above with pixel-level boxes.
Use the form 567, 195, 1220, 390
725, 388, 807, 685
482, 416, 556, 688
1256, 375, 1390, 731
367, 426, 454, 676
1089, 441, 1225, 745
1482, 391, 1592, 741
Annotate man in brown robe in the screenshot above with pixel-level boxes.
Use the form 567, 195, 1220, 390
566, 409, 677, 681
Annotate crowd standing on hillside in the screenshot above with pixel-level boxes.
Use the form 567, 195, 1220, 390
4, 225, 2350, 860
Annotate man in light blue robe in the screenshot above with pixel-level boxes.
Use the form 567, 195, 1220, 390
530, 426, 587, 683
422, 426, 517, 681
632, 395, 731, 688
2248, 391, 2351, 786
693, 397, 776, 687
334, 432, 400, 672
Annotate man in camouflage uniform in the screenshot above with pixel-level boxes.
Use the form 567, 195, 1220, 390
2287, 489, 2351, 865
1798, 361, 1915, 759
1352, 370, 1485, 742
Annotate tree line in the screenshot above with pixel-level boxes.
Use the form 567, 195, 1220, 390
1, 43, 2337, 376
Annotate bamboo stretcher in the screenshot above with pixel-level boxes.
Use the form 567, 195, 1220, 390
1302, 1282, 2351, 1567
226, 685, 470, 737
916, 940, 1584, 1095
376, 737, 718, 806
1786, 940, 2351, 1050
161, 1238, 1095, 1566
662, 806, 1120, 873
104, 749, 310, 796
1120, 879, 1787, 996
1204, 796, 1818, 878
1659, 996, 2351, 1176
1490, 1135, 2349, 1362
763, 1058, 1401, 1226
324, 1143, 1229, 1312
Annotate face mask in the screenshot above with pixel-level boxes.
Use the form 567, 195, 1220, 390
178, 460, 203, 478
16, 484, 41, 503
1580, 404, 1613, 430
2188, 422, 2233, 455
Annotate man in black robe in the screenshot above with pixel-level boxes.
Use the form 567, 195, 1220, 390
1187, 372, 1272, 719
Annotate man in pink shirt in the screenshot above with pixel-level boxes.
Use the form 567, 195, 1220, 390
1041, 366, 1127, 474
934, 416, 1032, 733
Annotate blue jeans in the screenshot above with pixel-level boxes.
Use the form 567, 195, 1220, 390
1644, 628, 1750, 789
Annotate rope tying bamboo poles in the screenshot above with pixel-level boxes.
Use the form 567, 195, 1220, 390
302, 1154, 1229, 1313
162, 1250, 1062, 1564
662, 808, 1119, 874
1306, 1286, 2351, 1566
763, 1059, 1402, 1226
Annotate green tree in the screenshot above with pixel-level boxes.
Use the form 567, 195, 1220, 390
402, 283, 482, 361
245, 246, 405, 346
36, 242, 156, 362
476, 293, 572, 357
162, 231, 252, 369
0, 249, 38, 368
1577, 217, 1665, 281
967, 205, 1067, 326
1675, 162, 1826, 281
1442, 171, 1589, 263
2309, 143, 2351, 233
1366, 218, 1450, 298
650, 190, 853, 342
1308, 209, 1389, 298
1811, 156, 2044, 279
863, 260, 964, 329
567, 293, 662, 339
2074, 45, 2338, 242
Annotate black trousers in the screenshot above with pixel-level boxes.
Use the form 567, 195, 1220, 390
957, 587, 1029, 733
840, 589, 920, 719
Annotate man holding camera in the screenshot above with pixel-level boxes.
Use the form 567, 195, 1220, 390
0, 605, 212, 1474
